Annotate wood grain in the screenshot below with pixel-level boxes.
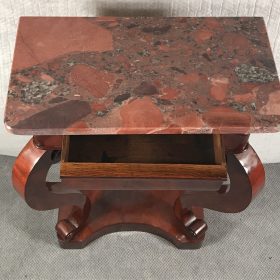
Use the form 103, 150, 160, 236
60, 134, 227, 179
60, 162, 227, 179
53, 177, 224, 191
213, 134, 225, 164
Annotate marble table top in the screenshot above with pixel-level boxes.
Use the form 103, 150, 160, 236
4, 16, 280, 135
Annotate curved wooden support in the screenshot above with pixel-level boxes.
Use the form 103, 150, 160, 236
12, 138, 90, 240
181, 144, 265, 212
176, 143, 265, 238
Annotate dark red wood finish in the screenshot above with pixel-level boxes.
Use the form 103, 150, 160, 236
12, 134, 265, 249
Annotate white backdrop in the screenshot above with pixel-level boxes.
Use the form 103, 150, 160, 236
0, 0, 280, 162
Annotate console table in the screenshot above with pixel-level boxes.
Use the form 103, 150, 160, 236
5, 17, 280, 249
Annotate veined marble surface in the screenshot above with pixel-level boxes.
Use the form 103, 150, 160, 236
4, 16, 280, 135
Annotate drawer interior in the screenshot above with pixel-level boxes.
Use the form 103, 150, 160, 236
61, 134, 226, 179
65, 135, 216, 164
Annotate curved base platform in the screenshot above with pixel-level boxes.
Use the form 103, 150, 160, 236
57, 190, 205, 249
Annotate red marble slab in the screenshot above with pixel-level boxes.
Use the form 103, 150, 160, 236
4, 16, 280, 135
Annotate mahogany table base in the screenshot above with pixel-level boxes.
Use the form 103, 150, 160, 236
12, 135, 265, 249
57, 191, 205, 249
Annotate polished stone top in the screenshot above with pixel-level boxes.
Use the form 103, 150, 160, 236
4, 16, 280, 135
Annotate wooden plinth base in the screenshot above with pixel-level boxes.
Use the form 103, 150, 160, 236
57, 190, 204, 249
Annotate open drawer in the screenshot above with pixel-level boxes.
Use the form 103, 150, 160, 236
60, 134, 227, 181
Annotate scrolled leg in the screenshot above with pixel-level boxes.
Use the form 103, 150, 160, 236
180, 144, 265, 214
174, 198, 208, 239
175, 135, 265, 238
12, 137, 90, 241
56, 200, 91, 242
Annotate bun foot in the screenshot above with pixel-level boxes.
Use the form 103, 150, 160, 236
180, 210, 208, 238
56, 219, 78, 241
